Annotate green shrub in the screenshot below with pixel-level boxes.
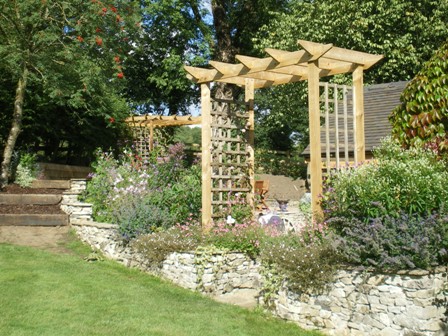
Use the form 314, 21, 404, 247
260, 221, 337, 294
14, 152, 40, 187
255, 149, 306, 180
321, 137, 448, 220
132, 220, 202, 265
134, 218, 338, 295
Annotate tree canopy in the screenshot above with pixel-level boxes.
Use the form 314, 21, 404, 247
0, 0, 141, 185
252, 0, 448, 151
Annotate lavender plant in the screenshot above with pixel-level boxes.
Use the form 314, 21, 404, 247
330, 211, 448, 270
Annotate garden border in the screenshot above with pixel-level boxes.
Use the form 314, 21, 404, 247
64, 179, 448, 335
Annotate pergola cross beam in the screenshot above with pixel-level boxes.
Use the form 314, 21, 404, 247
185, 40, 383, 227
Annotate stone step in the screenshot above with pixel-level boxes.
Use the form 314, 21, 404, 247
0, 194, 62, 205
0, 214, 68, 226
31, 180, 70, 189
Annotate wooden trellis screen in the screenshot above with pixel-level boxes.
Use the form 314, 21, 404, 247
210, 98, 251, 219
320, 83, 353, 172
125, 115, 202, 161
130, 126, 152, 162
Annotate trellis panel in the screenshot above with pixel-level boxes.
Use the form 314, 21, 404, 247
207, 98, 251, 221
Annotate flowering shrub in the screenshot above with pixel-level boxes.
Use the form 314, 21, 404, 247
330, 211, 448, 270
322, 137, 448, 270
133, 217, 337, 294
205, 220, 266, 257
321, 137, 448, 220
81, 143, 201, 238
260, 221, 337, 294
132, 219, 202, 265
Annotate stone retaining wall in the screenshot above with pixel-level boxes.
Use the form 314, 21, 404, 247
70, 220, 261, 306
61, 179, 93, 222
70, 220, 448, 336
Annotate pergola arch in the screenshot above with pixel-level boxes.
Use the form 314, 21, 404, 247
185, 40, 383, 230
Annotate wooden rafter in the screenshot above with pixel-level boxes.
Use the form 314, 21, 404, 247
184, 40, 383, 89
125, 115, 202, 128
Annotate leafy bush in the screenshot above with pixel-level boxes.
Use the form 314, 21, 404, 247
321, 137, 448, 220
205, 221, 266, 257
329, 211, 448, 270
255, 149, 306, 180
134, 218, 338, 294
132, 219, 202, 265
14, 152, 40, 187
82, 143, 201, 238
260, 222, 337, 294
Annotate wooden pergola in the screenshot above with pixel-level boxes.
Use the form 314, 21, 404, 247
185, 40, 383, 230
125, 115, 202, 151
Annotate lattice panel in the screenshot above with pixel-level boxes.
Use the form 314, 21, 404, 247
319, 83, 354, 172
210, 98, 251, 219
132, 127, 151, 162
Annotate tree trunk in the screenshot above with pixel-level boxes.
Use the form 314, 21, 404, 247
211, 0, 236, 100
0, 66, 29, 187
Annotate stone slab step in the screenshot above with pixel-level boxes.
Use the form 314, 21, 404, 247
0, 214, 68, 226
31, 180, 70, 189
0, 194, 62, 205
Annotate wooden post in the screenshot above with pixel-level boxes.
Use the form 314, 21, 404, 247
308, 61, 323, 219
353, 66, 365, 164
201, 83, 212, 232
245, 78, 255, 210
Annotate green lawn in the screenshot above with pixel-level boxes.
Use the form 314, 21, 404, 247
0, 241, 321, 336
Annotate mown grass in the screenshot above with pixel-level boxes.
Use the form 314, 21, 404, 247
0, 239, 321, 336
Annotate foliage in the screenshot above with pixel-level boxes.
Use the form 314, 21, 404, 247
255, 0, 448, 84
134, 217, 337, 294
260, 222, 337, 294
252, 0, 448, 155
14, 152, 40, 188
329, 211, 448, 270
205, 221, 266, 258
82, 143, 201, 238
127, 0, 289, 113
390, 40, 448, 152
132, 219, 202, 265
0, 0, 141, 183
255, 149, 307, 180
321, 137, 448, 220
254, 84, 310, 151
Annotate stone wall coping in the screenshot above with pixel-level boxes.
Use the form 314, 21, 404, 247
339, 264, 448, 276
71, 219, 118, 229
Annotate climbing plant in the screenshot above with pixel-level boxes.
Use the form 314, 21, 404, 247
389, 40, 448, 153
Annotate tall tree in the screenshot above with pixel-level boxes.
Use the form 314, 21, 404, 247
126, 0, 290, 110
0, 0, 140, 186
252, 0, 448, 150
